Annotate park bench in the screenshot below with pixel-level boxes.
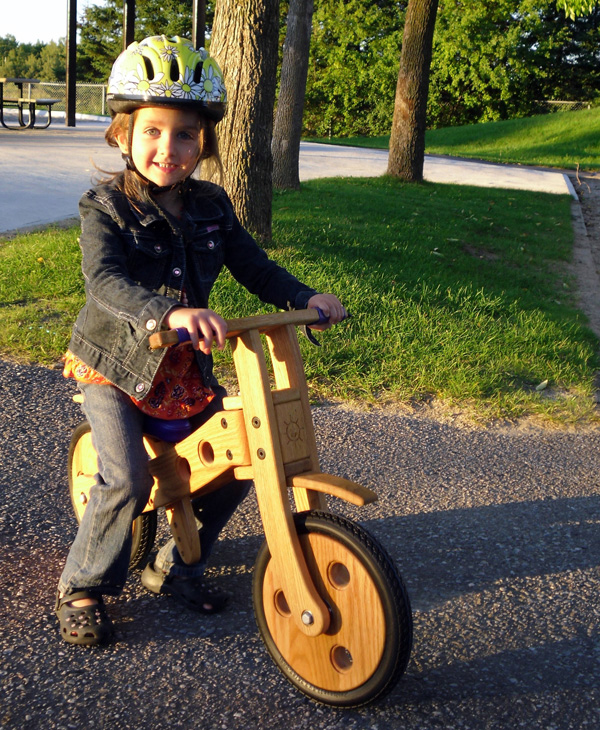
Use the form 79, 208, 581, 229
0, 77, 60, 130
1, 96, 60, 129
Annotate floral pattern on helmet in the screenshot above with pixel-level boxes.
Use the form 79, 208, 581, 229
107, 35, 227, 106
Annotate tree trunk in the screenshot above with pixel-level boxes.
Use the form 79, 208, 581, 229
387, 0, 439, 182
272, 0, 314, 190
210, 0, 280, 242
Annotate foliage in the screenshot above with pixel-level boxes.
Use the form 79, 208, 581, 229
557, 0, 599, 18
0, 35, 66, 82
428, 0, 600, 128
303, 0, 405, 137
76, 2, 122, 82
77, 0, 214, 82
3, 0, 600, 129
302, 0, 600, 137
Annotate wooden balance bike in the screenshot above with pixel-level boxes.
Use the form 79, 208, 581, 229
67, 308, 413, 707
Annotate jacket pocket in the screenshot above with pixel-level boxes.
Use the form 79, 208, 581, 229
189, 229, 225, 283
125, 232, 172, 290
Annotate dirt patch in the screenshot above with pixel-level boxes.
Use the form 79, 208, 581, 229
570, 172, 600, 339
462, 243, 499, 261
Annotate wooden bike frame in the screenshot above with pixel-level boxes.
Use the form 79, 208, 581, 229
144, 309, 377, 638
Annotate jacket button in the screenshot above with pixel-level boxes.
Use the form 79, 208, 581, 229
154, 244, 163, 253
207, 240, 215, 249
146, 319, 157, 331
135, 383, 146, 393
172, 268, 182, 277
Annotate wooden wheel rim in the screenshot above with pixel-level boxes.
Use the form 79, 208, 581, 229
261, 531, 387, 692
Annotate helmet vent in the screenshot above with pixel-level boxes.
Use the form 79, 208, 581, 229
142, 56, 155, 80
170, 59, 179, 82
193, 63, 203, 84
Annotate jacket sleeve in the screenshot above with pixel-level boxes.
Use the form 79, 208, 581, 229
219, 192, 317, 311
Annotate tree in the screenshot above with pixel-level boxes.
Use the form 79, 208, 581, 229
78, 1, 123, 81
272, 0, 314, 190
78, 0, 215, 82
387, 0, 439, 181
304, 0, 404, 137
39, 42, 67, 82
386, 0, 599, 183
0, 36, 66, 81
210, 0, 281, 242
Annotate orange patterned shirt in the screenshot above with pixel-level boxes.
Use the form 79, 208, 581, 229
63, 344, 214, 420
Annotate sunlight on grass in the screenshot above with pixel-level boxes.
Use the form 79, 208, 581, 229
0, 177, 597, 424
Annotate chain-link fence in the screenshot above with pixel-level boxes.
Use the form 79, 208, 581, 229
15, 81, 108, 117
8, 80, 595, 122
534, 100, 593, 113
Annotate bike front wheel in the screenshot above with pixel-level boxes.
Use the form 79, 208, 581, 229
252, 511, 413, 707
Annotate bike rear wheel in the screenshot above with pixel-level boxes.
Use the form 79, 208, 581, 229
252, 511, 412, 707
67, 421, 157, 570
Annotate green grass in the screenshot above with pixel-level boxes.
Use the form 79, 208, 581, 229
305, 106, 600, 171
1, 177, 597, 424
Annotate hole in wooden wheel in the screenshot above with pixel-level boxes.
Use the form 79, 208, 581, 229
176, 457, 191, 479
274, 589, 291, 617
330, 645, 353, 674
328, 561, 351, 590
199, 441, 214, 466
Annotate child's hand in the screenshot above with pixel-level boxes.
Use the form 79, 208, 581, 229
306, 294, 347, 331
165, 307, 228, 355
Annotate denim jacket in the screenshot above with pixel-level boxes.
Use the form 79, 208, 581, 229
68, 175, 316, 398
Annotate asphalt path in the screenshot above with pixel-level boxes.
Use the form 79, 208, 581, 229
1, 359, 599, 729
0, 115, 597, 728
0, 117, 574, 234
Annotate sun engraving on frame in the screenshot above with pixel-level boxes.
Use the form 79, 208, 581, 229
284, 414, 304, 444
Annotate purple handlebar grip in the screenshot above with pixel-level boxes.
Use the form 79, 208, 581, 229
176, 327, 192, 344
314, 307, 330, 325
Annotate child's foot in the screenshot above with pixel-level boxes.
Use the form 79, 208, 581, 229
141, 562, 229, 614
55, 591, 113, 646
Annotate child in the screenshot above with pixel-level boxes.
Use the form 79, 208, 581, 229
56, 35, 346, 646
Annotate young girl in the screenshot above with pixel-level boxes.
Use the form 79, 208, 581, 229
56, 35, 346, 646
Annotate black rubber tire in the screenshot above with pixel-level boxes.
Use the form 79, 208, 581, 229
67, 421, 157, 571
252, 510, 413, 707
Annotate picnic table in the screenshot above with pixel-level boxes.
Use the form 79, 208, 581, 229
0, 77, 60, 130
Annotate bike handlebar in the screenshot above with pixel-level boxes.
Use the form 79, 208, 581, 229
148, 307, 331, 350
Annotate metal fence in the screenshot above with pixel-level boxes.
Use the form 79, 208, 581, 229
534, 100, 593, 113
16, 81, 108, 117
8, 80, 594, 121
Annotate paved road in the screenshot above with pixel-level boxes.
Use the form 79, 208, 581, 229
0, 117, 575, 234
1, 359, 598, 729
0, 116, 596, 728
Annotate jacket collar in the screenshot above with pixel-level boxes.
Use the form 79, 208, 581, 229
114, 177, 226, 229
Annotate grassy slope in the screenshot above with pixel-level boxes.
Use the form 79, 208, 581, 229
304, 107, 600, 171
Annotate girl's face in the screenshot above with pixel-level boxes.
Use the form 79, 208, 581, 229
117, 106, 202, 188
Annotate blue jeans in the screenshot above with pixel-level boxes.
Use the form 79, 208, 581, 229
58, 382, 250, 598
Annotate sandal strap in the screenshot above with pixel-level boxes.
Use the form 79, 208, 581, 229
55, 590, 104, 612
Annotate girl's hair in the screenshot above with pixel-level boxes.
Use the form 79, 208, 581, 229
99, 108, 224, 201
